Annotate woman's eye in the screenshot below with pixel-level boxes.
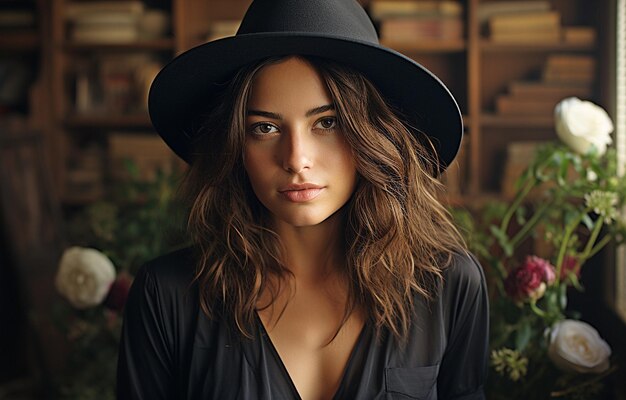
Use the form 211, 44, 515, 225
315, 117, 337, 130
250, 123, 278, 135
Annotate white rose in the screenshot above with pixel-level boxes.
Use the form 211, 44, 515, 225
555, 97, 614, 156
548, 319, 611, 374
55, 247, 116, 309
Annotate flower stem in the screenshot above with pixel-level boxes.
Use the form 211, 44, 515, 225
509, 202, 551, 248
500, 177, 537, 234
529, 299, 546, 317
587, 234, 613, 259
580, 217, 604, 262
555, 210, 588, 284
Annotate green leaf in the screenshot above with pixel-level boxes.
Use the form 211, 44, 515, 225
544, 288, 559, 314
514, 322, 532, 351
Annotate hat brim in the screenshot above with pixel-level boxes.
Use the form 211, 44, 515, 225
149, 33, 463, 171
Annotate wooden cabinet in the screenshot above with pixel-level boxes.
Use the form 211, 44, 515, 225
44, 0, 611, 205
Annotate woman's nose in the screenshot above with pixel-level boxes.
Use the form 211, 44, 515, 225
280, 128, 313, 173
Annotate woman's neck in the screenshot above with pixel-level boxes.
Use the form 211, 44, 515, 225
272, 212, 346, 283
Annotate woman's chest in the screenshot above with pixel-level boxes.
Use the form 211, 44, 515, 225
183, 302, 448, 400
257, 304, 366, 400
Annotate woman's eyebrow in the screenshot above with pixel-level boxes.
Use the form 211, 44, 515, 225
247, 104, 335, 119
247, 110, 282, 119
305, 104, 334, 117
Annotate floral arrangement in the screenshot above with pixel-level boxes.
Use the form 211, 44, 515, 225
53, 163, 187, 400
454, 97, 626, 399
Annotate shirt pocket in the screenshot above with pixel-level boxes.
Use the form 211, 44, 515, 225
385, 365, 439, 399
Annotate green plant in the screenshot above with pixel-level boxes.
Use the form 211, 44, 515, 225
453, 98, 626, 400
54, 160, 188, 399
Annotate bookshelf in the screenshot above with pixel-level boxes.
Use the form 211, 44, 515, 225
49, 0, 182, 203
42, 0, 611, 205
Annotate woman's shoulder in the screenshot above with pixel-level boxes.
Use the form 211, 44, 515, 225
441, 250, 486, 291
435, 250, 488, 329
136, 246, 199, 294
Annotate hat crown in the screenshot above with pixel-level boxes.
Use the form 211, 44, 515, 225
237, 0, 379, 44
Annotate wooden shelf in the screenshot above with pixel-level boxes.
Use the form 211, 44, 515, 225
481, 114, 554, 128
42, 0, 609, 201
480, 40, 595, 53
63, 38, 176, 52
64, 114, 153, 129
381, 39, 466, 53
0, 31, 39, 51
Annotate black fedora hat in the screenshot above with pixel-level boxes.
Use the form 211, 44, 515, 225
149, 0, 463, 171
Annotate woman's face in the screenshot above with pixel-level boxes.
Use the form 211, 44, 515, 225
243, 57, 358, 228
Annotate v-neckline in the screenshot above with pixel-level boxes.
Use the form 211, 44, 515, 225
255, 312, 369, 400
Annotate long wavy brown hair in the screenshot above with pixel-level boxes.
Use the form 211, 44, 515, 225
182, 56, 466, 341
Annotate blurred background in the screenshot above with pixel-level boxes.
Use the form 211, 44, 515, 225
0, 0, 625, 399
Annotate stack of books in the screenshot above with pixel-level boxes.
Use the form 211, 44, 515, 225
477, 1, 551, 27
479, 1, 597, 45
495, 54, 595, 117
542, 54, 596, 84
369, 1, 464, 42
488, 9, 560, 43
66, 2, 143, 43
66, 2, 170, 43
73, 54, 163, 115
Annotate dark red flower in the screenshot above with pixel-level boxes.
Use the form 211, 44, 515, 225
104, 271, 133, 312
505, 256, 556, 301
560, 255, 581, 280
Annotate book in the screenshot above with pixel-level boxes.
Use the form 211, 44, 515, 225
379, 16, 463, 41
490, 29, 560, 44
508, 81, 592, 100
69, 10, 141, 43
72, 12, 138, 27
495, 95, 558, 117
369, 1, 462, 19
562, 26, 596, 45
489, 11, 560, 34
477, 1, 551, 25
542, 68, 594, 84
545, 55, 596, 74
65, 1, 144, 19
71, 24, 140, 43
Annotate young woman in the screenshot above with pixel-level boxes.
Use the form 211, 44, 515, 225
117, 1, 488, 399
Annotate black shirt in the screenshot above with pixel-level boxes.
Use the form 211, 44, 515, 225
117, 247, 489, 399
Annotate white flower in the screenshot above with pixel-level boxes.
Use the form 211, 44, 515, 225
55, 247, 116, 309
555, 97, 614, 156
584, 190, 619, 224
586, 170, 598, 182
548, 319, 611, 374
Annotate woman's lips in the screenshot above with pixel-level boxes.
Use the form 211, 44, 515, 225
278, 184, 324, 202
